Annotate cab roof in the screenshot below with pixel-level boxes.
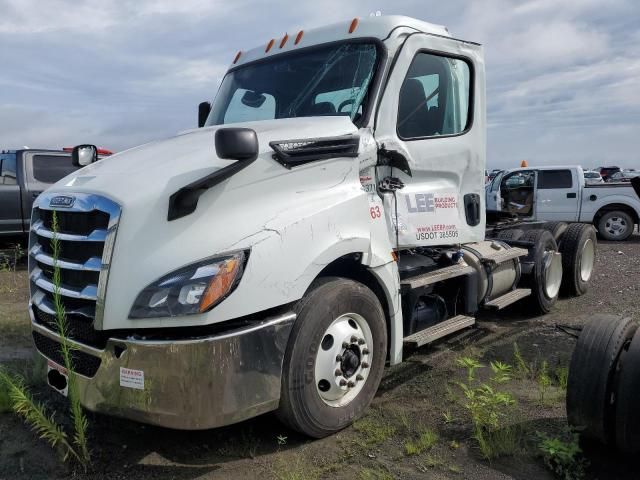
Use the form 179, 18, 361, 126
231, 15, 451, 68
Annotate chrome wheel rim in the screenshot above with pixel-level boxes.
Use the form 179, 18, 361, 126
543, 250, 562, 299
580, 238, 595, 282
314, 313, 373, 407
605, 216, 628, 238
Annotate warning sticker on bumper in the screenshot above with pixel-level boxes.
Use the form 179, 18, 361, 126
120, 367, 145, 390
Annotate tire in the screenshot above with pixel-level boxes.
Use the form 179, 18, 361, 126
597, 210, 634, 241
567, 316, 637, 444
615, 328, 640, 453
495, 228, 525, 241
559, 223, 597, 296
277, 277, 387, 438
541, 221, 568, 244
520, 229, 562, 314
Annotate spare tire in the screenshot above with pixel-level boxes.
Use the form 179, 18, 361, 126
560, 223, 597, 296
615, 328, 640, 453
541, 221, 568, 244
519, 229, 562, 314
567, 316, 637, 444
495, 228, 525, 241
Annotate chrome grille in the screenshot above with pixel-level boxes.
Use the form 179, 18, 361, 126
29, 193, 121, 355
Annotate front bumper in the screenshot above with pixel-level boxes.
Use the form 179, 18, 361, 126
30, 308, 295, 430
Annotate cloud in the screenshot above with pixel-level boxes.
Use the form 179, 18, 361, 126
0, 0, 638, 170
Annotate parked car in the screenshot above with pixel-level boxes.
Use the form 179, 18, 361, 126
609, 171, 640, 183
584, 170, 604, 184
1, 149, 89, 238
487, 165, 640, 240
597, 166, 622, 182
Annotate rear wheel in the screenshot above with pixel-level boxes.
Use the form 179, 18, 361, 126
560, 223, 597, 296
567, 316, 637, 443
597, 210, 634, 241
541, 221, 568, 244
495, 228, 525, 241
520, 229, 562, 314
277, 277, 387, 438
615, 329, 640, 453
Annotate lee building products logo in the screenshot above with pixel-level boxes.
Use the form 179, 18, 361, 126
405, 193, 435, 213
49, 195, 75, 208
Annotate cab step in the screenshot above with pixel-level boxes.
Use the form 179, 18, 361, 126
481, 246, 529, 266
401, 262, 474, 289
403, 315, 476, 348
484, 288, 532, 310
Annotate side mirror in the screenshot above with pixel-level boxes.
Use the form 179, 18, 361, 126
215, 128, 258, 161
72, 144, 98, 167
198, 101, 211, 128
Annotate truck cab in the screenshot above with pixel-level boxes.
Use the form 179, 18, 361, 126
28, 16, 594, 437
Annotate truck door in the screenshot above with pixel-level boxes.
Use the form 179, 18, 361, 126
486, 171, 504, 211
375, 34, 485, 247
0, 152, 23, 234
535, 169, 579, 221
499, 169, 537, 218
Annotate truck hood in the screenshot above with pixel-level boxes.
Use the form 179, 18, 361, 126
55, 116, 358, 202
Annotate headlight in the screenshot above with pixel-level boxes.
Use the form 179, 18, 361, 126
129, 251, 247, 319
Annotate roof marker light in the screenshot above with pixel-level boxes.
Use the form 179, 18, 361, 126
294, 30, 304, 45
348, 17, 359, 33
265, 39, 275, 53
233, 51, 242, 64
280, 33, 289, 48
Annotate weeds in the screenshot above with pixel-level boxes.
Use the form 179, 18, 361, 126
538, 432, 587, 480
443, 410, 453, 424
0, 212, 90, 468
0, 367, 81, 462
512, 342, 530, 379
0, 377, 11, 413
456, 357, 484, 383
554, 366, 569, 391
456, 356, 521, 459
404, 429, 438, 455
537, 361, 552, 405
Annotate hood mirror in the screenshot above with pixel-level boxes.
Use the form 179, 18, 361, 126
198, 101, 211, 128
241, 90, 266, 108
71, 145, 98, 167
215, 128, 258, 162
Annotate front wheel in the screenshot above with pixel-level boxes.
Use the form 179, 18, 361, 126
277, 277, 387, 438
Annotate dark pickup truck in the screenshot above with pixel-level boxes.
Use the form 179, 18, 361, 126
0, 149, 83, 238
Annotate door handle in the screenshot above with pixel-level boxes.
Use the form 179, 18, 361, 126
566, 192, 577, 198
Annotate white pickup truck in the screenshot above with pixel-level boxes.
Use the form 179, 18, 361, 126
487, 165, 640, 241
29, 16, 597, 437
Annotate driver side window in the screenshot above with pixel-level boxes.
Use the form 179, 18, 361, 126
397, 52, 471, 139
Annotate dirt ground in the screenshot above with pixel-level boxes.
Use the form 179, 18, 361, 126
0, 234, 639, 480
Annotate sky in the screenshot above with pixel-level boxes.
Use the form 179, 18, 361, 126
0, 0, 638, 170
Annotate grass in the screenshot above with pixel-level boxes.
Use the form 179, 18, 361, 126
270, 454, 319, 480
353, 416, 396, 447
404, 429, 438, 455
358, 467, 394, 480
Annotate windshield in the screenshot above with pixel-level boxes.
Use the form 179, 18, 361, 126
585, 172, 600, 178
207, 42, 378, 126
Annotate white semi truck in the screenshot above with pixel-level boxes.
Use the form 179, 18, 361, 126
29, 16, 596, 437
